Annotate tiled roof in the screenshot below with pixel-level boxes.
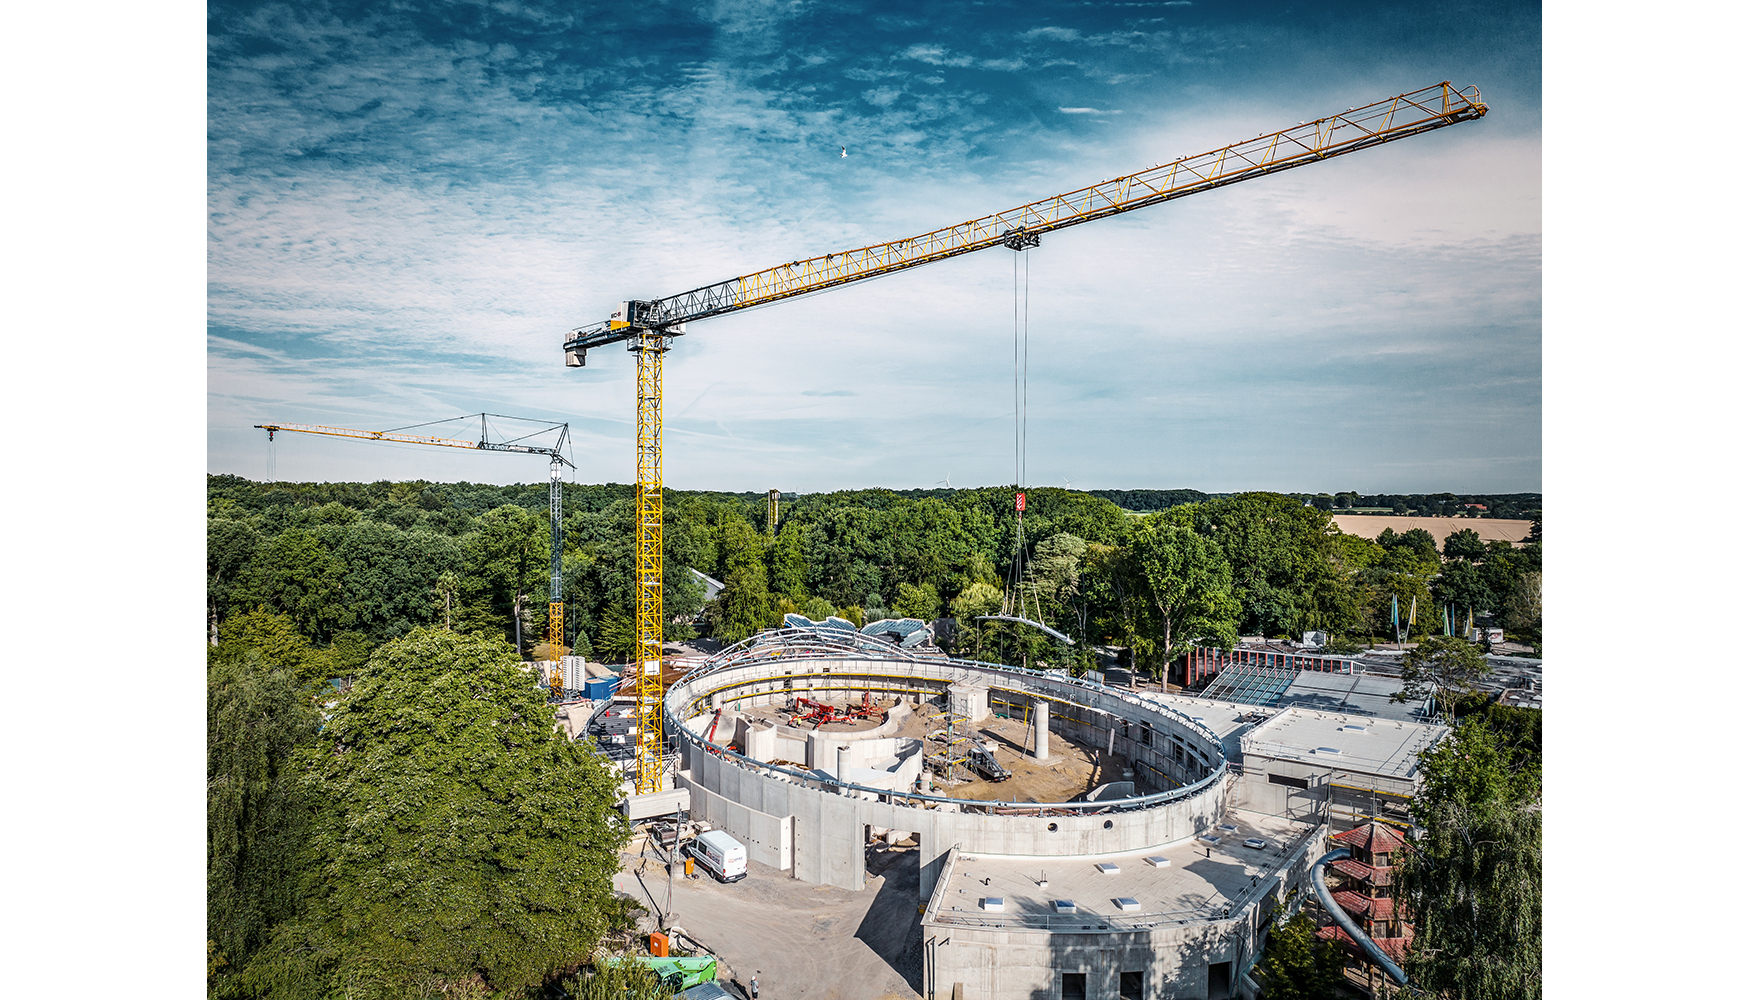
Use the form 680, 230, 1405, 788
1332, 890, 1402, 921
1318, 925, 1411, 962
1333, 821, 1406, 855
1332, 858, 1392, 886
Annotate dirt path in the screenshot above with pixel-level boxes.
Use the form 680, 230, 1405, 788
614, 845, 923, 1000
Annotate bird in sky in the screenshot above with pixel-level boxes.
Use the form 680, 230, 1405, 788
840, 146, 847, 158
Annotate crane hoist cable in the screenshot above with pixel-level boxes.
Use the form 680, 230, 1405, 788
561, 81, 1488, 795
254, 415, 576, 695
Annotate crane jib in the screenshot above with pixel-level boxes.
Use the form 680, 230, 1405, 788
562, 81, 1485, 352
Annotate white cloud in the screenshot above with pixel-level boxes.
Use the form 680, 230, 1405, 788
899, 43, 973, 67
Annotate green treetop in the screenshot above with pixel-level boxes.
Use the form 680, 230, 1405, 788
243, 627, 629, 999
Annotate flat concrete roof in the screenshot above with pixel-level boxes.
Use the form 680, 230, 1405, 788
925, 810, 1314, 932
1132, 691, 1263, 760
1242, 708, 1448, 780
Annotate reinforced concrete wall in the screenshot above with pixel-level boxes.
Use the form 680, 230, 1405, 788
921, 829, 1325, 1000
668, 657, 1232, 899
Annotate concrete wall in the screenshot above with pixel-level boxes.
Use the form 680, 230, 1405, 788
920, 827, 1325, 1000
1230, 754, 1417, 826
924, 922, 1244, 1000
665, 658, 1232, 896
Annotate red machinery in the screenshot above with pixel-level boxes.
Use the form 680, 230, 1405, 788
790, 693, 882, 727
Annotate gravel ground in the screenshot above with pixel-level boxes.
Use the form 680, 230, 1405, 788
614, 842, 923, 1000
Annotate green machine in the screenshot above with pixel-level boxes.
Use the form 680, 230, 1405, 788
634, 956, 718, 992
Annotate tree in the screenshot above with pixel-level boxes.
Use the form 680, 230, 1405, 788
1502, 571, 1541, 643
595, 604, 638, 662
208, 512, 261, 640
950, 581, 1003, 648
1398, 721, 1541, 999
1252, 911, 1345, 1000
1129, 516, 1240, 677
1442, 528, 1486, 562
434, 569, 460, 630
216, 608, 338, 688
208, 645, 322, 995
1433, 561, 1492, 619
710, 561, 775, 644
893, 581, 941, 620
1394, 635, 1491, 719
244, 628, 629, 999
231, 527, 354, 641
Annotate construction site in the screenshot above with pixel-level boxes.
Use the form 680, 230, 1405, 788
558, 83, 1489, 1000
587, 617, 1455, 1000
252, 82, 1499, 1000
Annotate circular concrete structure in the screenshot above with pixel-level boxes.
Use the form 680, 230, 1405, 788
664, 628, 1233, 891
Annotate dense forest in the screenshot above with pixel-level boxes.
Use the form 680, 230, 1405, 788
208, 475, 1542, 675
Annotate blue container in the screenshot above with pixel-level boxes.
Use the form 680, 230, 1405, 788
585, 677, 619, 701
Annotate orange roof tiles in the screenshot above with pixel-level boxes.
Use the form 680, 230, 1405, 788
1332, 890, 1403, 921
1332, 858, 1393, 885
1333, 821, 1406, 855
1317, 925, 1412, 962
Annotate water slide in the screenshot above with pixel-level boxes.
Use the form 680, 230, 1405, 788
1309, 847, 1409, 986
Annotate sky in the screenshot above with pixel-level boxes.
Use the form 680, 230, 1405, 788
207, 0, 1542, 494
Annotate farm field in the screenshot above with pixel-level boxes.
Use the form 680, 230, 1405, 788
1331, 514, 1534, 545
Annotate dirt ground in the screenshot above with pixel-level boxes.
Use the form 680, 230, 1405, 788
615, 838, 922, 1000
1329, 514, 1534, 546
744, 697, 1126, 803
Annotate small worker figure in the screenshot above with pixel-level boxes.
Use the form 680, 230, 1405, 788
750, 972, 760, 998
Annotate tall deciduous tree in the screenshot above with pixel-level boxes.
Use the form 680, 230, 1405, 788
231, 527, 354, 641
1129, 516, 1240, 676
1503, 571, 1541, 643
1442, 528, 1486, 562
216, 609, 338, 687
1399, 720, 1541, 999
710, 561, 776, 644
207, 645, 322, 994
245, 628, 629, 999
1395, 635, 1491, 719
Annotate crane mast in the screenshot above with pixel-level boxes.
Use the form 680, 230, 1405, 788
258, 415, 575, 693
563, 81, 1488, 795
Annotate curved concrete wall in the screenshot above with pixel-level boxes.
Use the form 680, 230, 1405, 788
664, 656, 1232, 896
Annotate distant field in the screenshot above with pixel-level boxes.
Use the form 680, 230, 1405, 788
1331, 514, 1535, 545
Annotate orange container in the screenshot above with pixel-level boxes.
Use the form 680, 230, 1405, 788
648, 932, 669, 957
685, 857, 695, 876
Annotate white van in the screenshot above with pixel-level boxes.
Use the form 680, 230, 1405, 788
687, 830, 748, 883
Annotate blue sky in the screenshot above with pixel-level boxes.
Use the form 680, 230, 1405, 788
207, 0, 1541, 494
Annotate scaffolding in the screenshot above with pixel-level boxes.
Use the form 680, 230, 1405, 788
924, 707, 972, 784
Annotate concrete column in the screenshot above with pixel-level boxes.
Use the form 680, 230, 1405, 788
836, 745, 850, 787
1032, 700, 1050, 760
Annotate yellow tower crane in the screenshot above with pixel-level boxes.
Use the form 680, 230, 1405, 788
563, 81, 1489, 794
256, 415, 576, 693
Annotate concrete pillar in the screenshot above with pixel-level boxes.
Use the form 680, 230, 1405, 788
836, 745, 850, 787
1032, 700, 1050, 760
